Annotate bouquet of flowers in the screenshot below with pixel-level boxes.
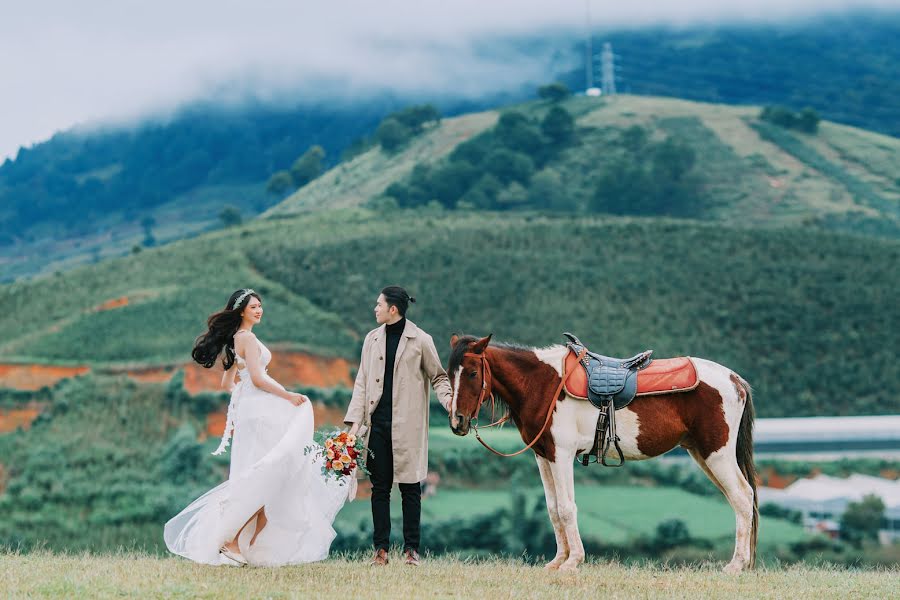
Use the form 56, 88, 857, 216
306, 428, 369, 482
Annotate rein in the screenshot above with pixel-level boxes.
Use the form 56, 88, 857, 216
463, 347, 587, 458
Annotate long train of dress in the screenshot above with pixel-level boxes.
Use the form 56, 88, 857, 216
164, 338, 349, 566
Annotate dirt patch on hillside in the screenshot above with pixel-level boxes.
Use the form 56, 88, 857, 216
95, 296, 129, 311
0, 403, 45, 433
0, 364, 90, 390
0, 352, 354, 394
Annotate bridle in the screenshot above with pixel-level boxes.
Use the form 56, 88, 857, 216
460, 346, 587, 457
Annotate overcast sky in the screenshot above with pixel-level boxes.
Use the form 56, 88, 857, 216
1, 0, 897, 160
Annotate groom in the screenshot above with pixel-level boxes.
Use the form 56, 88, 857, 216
344, 286, 452, 566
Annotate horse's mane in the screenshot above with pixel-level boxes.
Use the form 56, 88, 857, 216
447, 335, 540, 377
448, 335, 553, 423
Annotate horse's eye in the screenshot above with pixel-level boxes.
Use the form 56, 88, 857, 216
469, 371, 478, 379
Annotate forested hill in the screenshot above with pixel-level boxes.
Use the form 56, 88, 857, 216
267, 95, 900, 238
1, 11, 897, 282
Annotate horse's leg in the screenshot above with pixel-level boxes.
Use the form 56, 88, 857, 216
549, 450, 585, 571
535, 455, 569, 569
685, 448, 726, 496
704, 448, 755, 573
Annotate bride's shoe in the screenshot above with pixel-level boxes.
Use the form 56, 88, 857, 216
219, 544, 248, 566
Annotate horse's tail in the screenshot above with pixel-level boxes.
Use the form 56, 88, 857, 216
735, 376, 758, 568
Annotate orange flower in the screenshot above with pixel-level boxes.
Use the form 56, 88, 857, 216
325, 439, 334, 448
326, 449, 335, 459
332, 460, 344, 470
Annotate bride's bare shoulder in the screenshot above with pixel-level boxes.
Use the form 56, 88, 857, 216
233, 329, 259, 351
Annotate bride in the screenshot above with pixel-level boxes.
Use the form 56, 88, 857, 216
164, 288, 351, 566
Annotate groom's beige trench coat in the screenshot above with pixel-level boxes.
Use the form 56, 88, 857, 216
343, 319, 452, 484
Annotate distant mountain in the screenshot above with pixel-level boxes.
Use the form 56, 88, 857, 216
2, 11, 897, 281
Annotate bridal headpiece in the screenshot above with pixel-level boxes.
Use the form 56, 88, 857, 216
231, 288, 256, 310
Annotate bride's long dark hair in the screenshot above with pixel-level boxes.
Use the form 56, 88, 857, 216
191, 289, 262, 370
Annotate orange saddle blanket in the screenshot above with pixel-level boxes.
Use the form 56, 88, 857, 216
563, 352, 699, 399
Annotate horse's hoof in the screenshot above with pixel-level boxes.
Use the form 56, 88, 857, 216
722, 562, 745, 575
559, 562, 580, 573
544, 562, 561, 571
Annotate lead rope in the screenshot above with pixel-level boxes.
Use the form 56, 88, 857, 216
468, 347, 587, 458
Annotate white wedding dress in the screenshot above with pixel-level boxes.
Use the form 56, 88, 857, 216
164, 336, 350, 566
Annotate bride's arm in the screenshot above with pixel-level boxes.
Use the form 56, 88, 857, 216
221, 362, 237, 392
238, 333, 308, 405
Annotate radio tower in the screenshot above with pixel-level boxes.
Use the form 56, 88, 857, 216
601, 42, 616, 96
584, 0, 601, 95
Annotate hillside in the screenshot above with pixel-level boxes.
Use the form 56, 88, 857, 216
0, 209, 897, 417
3, 12, 898, 281
267, 95, 899, 237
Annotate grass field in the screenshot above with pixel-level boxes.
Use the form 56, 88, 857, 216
1, 553, 896, 599
335, 484, 808, 551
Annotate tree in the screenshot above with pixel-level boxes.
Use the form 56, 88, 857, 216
429, 161, 478, 208
621, 125, 648, 153
289, 145, 325, 188
797, 107, 821, 134
496, 182, 529, 208
376, 118, 412, 152
761, 105, 797, 129
541, 106, 575, 145
654, 519, 692, 550
461, 174, 503, 209
219, 205, 242, 228
528, 168, 570, 211
266, 170, 293, 195
537, 82, 572, 102
840, 494, 885, 546
652, 137, 696, 183
391, 104, 441, 133
495, 112, 543, 156
484, 148, 534, 185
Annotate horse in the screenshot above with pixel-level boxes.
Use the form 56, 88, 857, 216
447, 334, 758, 574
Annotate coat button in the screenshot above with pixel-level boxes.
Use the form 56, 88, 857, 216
376, 378, 380, 383
379, 356, 383, 360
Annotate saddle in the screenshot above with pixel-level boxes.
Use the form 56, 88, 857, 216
563, 332, 653, 468
563, 333, 653, 411
562, 333, 699, 468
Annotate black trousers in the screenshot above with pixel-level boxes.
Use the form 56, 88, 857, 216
367, 420, 421, 552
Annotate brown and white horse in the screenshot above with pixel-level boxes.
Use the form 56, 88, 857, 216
447, 334, 758, 573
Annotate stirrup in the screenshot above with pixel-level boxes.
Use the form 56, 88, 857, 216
219, 545, 248, 566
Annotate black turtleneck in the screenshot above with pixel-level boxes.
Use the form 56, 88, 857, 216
372, 317, 406, 425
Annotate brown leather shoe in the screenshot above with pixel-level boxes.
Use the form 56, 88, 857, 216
404, 549, 420, 566
370, 548, 389, 566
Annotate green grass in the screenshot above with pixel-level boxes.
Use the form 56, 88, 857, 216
335, 485, 808, 551
1, 552, 896, 599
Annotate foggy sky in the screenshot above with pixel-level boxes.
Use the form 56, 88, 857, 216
1, 0, 897, 160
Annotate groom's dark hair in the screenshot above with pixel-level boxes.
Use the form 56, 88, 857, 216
381, 285, 416, 316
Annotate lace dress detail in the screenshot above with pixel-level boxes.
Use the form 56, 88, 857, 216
164, 333, 349, 566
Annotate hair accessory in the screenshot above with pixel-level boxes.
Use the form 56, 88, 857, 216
231, 289, 255, 310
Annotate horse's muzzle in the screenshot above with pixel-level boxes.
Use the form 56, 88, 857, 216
450, 413, 470, 436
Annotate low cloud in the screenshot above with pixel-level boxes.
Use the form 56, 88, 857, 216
1, 0, 897, 159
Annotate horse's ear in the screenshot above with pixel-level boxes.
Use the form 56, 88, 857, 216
450, 334, 459, 348
472, 334, 492, 354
